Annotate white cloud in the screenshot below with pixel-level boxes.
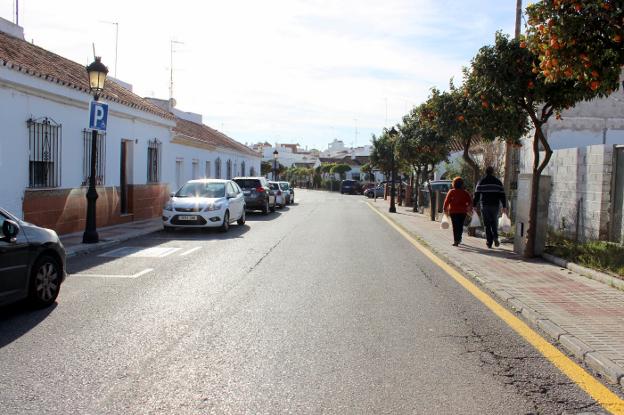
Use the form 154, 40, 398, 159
0, 0, 517, 149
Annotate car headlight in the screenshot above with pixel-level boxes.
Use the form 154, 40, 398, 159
204, 203, 223, 211
163, 201, 173, 211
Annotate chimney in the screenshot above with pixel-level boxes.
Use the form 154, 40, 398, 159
0, 16, 25, 40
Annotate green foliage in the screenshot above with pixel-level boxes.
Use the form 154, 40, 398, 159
443, 158, 477, 192
370, 129, 395, 176
547, 232, 624, 277
330, 163, 352, 180
525, 0, 623, 97
260, 161, 272, 176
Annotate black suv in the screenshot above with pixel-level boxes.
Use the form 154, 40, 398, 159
340, 179, 359, 195
233, 177, 276, 214
0, 207, 66, 307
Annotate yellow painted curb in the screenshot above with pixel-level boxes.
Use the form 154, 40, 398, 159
367, 202, 624, 414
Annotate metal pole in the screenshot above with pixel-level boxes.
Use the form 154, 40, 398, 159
114, 22, 119, 78
389, 154, 396, 213
83, 123, 99, 243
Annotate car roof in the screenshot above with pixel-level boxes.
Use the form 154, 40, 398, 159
186, 179, 229, 184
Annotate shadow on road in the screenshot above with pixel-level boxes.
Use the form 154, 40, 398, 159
0, 302, 57, 348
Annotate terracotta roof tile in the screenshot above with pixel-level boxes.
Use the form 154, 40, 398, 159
0, 31, 174, 120
174, 118, 260, 158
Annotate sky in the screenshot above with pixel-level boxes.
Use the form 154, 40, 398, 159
0, 0, 519, 151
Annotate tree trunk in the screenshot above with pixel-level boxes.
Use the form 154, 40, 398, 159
462, 138, 480, 187
523, 117, 553, 258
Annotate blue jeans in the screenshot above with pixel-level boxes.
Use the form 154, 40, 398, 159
480, 205, 499, 246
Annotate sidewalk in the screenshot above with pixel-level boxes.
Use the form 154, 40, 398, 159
369, 200, 624, 387
60, 218, 163, 258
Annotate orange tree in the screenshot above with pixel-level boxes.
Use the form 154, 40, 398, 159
370, 129, 394, 179
397, 103, 450, 207
471, 32, 594, 257
525, 0, 623, 96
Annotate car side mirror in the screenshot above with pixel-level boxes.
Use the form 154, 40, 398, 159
169, 192, 176, 198
2, 219, 20, 242
227, 193, 236, 199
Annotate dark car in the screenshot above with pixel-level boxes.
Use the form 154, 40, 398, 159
233, 177, 276, 214
340, 179, 359, 195
0, 208, 66, 307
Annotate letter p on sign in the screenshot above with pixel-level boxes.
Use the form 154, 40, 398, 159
89, 101, 109, 131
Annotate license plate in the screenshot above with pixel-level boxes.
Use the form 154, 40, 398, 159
243, 191, 251, 195
178, 215, 198, 221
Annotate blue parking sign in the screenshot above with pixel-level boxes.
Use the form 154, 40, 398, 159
89, 101, 109, 131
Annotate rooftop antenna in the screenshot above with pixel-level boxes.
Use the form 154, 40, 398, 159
99, 21, 119, 77
92, 43, 96, 59
170, 40, 184, 100
14, 0, 18, 25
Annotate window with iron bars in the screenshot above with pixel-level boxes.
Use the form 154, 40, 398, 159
147, 139, 162, 183
226, 159, 232, 179
215, 158, 222, 179
241, 161, 246, 177
82, 129, 106, 186
27, 117, 62, 188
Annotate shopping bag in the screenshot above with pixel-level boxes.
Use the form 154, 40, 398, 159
440, 213, 450, 230
468, 213, 481, 228
499, 213, 511, 233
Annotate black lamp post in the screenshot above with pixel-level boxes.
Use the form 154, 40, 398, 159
273, 149, 279, 181
388, 126, 398, 213
82, 56, 108, 244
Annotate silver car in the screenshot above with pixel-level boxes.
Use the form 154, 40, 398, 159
162, 179, 246, 232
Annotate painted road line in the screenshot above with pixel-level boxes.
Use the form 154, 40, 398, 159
71, 268, 154, 279
99, 246, 181, 258
366, 202, 624, 414
180, 247, 201, 257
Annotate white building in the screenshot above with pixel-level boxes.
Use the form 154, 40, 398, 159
0, 19, 259, 235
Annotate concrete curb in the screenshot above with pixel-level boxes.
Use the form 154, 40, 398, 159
65, 224, 163, 258
542, 252, 624, 292
371, 203, 624, 387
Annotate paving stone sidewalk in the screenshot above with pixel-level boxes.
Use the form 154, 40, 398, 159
368, 200, 624, 387
60, 218, 163, 258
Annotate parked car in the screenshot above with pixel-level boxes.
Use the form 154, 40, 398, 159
233, 177, 276, 214
162, 179, 246, 232
422, 179, 452, 192
268, 181, 286, 208
279, 181, 294, 204
340, 179, 359, 194
364, 185, 385, 198
0, 207, 66, 307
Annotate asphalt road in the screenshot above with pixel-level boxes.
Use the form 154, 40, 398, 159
0, 190, 612, 414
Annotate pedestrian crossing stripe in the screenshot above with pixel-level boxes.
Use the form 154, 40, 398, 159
367, 202, 624, 415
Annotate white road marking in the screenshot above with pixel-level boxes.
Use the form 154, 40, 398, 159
180, 247, 201, 256
99, 246, 181, 258
71, 268, 154, 279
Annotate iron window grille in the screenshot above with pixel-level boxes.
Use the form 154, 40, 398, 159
240, 161, 246, 177
82, 129, 106, 186
27, 117, 62, 188
147, 139, 162, 183
250, 166, 256, 176
205, 161, 211, 178
192, 159, 199, 179
226, 159, 232, 179
215, 158, 222, 179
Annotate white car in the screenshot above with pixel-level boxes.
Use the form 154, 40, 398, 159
162, 179, 246, 232
279, 181, 294, 204
268, 181, 286, 208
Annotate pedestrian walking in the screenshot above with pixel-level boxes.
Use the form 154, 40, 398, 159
473, 166, 508, 248
443, 177, 473, 246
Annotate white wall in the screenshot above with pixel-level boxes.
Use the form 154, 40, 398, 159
0, 65, 174, 218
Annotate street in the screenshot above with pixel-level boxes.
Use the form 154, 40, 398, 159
0, 190, 614, 414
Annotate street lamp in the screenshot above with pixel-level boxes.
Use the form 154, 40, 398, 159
388, 126, 398, 213
273, 149, 279, 181
82, 56, 108, 244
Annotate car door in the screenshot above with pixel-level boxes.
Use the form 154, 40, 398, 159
0, 213, 30, 301
233, 182, 245, 216
226, 182, 242, 219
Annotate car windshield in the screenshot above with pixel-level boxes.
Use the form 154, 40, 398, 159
234, 179, 260, 189
176, 182, 225, 198
279, 182, 289, 190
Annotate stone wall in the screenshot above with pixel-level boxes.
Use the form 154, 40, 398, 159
541, 144, 613, 241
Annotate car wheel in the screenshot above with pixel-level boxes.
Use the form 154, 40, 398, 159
220, 210, 230, 233
237, 209, 246, 225
28, 254, 62, 308
262, 199, 269, 215
291, 197, 294, 204
269, 202, 276, 212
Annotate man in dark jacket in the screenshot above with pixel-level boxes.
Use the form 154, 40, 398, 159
473, 166, 507, 248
